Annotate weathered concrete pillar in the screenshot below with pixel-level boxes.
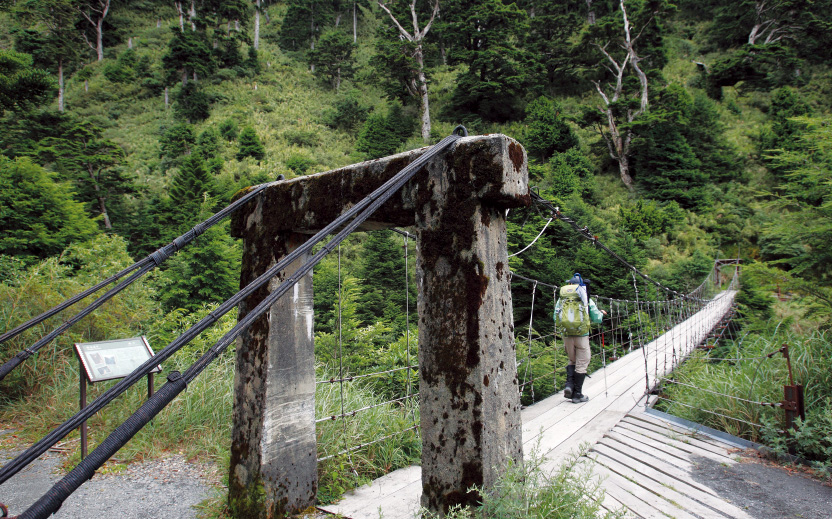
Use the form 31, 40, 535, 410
227, 134, 529, 518
416, 138, 528, 514
228, 231, 317, 518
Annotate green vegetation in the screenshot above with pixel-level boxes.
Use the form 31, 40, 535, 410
1, 0, 831, 511
424, 446, 624, 519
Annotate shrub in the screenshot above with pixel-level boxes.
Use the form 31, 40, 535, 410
524, 97, 579, 162
285, 154, 315, 174
424, 446, 624, 519
237, 127, 265, 162
324, 95, 370, 133
282, 127, 320, 148
219, 118, 238, 140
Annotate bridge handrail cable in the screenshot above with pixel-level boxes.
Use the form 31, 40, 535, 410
0, 183, 270, 383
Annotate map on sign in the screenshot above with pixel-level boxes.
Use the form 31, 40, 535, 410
75, 337, 161, 383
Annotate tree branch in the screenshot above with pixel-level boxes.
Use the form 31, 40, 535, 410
378, 1, 415, 41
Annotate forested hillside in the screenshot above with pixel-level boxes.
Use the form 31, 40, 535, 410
1, 0, 831, 510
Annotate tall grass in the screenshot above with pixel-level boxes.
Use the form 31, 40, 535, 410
315, 363, 421, 504
656, 329, 832, 475
424, 445, 624, 519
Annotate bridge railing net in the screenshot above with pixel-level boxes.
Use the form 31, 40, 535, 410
312, 231, 421, 500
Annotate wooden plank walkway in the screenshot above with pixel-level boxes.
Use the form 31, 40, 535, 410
320, 291, 737, 519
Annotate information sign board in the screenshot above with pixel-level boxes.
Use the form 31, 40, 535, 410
75, 336, 161, 383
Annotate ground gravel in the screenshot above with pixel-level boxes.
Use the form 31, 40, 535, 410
691, 452, 832, 519
0, 430, 220, 519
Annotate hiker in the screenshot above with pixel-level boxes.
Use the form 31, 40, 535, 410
553, 273, 607, 403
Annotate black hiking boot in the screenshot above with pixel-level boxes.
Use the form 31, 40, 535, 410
571, 372, 589, 403
564, 365, 575, 399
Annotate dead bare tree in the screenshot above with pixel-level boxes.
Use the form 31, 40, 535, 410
591, 0, 649, 190
78, 0, 111, 61
747, 0, 800, 45
378, 0, 440, 142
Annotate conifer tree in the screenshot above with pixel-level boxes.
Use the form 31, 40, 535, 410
523, 96, 578, 162
442, 0, 529, 122
357, 231, 413, 326
0, 156, 98, 260
376, 0, 440, 140
309, 29, 355, 91
355, 112, 400, 159
236, 126, 265, 161
0, 50, 54, 114
157, 223, 240, 312
14, 0, 83, 112
35, 119, 129, 229
169, 154, 214, 223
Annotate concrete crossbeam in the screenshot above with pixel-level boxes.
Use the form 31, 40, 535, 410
229, 134, 529, 518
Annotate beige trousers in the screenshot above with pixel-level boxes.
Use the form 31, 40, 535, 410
564, 335, 591, 374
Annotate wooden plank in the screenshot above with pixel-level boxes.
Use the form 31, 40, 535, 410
605, 430, 694, 467
600, 490, 632, 517
595, 437, 711, 494
627, 412, 744, 451
615, 422, 735, 463
319, 466, 421, 518
587, 461, 699, 519
589, 450, 735, 519
619, 417, 736, 458
576, 460, 665, 519
591, 445, 753, 519
324, 479, 422, 519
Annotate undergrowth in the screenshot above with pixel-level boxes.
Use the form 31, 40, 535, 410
422, 445, 624, 519
656, 328, 832, 478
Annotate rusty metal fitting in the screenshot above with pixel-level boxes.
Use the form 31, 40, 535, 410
0, 502, 8, 518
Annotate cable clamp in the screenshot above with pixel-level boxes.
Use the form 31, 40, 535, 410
173, 236, 188, 251
23, 348, 36, 356
151, 249, 168, 266
192, 222, 207, 237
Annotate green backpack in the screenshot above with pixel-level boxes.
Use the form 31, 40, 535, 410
556, 284, 591, 336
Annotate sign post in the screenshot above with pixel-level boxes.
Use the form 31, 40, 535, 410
74, 336, 161, 459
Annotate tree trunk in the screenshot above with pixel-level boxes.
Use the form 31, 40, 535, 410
96, 18, 104, 61
182, 70, 188, 86
586, 0, 596, 25
88, 167, 112, 229
128, 37, 133, 49
415, 47, 431, 141
176, 2, 184, 32
254, 0, 261, 50
617, 153, 634, 189
165, 86, 169, 108
58, 60, 64, 112
353, 1, 357, 43
85, 79, 89, 92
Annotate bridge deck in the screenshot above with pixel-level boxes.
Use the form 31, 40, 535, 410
320, 291, 739, 519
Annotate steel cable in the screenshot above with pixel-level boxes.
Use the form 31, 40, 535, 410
0, 184, 269, 382
1, 127, 467, 491
12, 127, 468, 519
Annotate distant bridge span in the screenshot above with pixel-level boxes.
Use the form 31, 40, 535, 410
323, 291, 744, 519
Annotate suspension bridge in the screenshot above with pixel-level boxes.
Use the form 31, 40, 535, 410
0, 129, 782, 519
